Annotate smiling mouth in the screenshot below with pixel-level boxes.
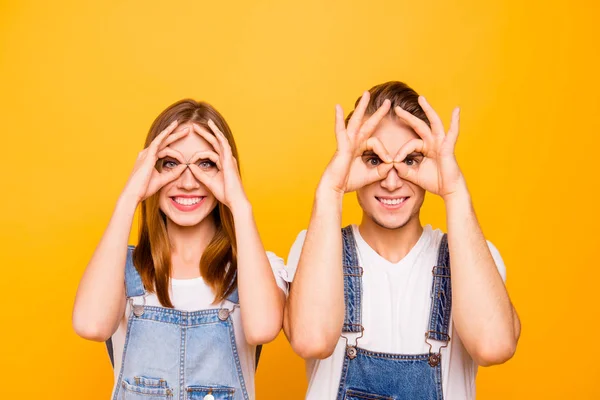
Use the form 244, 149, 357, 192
171, 196, 205, 206
376, 197, 409, 207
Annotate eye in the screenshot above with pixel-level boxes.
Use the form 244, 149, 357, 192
365, 157, 382, 167
403, 156, 422, 166
162, 159, 179, 169
197, 159, 217, 170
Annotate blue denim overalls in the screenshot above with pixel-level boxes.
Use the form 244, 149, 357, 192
107, 246, 250, 400
336, 226, 452, 400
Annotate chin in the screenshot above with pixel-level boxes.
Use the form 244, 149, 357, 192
159, 201, 217, 228
371, 214, 412, 230
166, 214, 208, 227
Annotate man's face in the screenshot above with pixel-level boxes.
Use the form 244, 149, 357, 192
356, 116, 426, 230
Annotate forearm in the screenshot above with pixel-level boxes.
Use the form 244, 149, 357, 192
285, 183, 345, 359
232, 201, 284, 345
72, 194, 137, 341
445, 185, 519, 365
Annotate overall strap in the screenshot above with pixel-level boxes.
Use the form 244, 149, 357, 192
225, 286, 239, 304
342, 226, 363, 333
426, 234, 452, 342
125, 245, 146, 298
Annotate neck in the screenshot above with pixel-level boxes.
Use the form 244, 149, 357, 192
166, 214, 217, 278
358, 214, 424, 263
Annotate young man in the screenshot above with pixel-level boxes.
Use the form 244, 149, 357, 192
283, 81, 520, 400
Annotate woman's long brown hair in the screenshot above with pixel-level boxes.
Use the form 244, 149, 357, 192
132, 99, 240, 307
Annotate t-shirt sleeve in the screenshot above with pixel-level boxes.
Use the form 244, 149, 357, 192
281, 230, 308, 284
266, 251, 290, 296
486, 240, 507, 282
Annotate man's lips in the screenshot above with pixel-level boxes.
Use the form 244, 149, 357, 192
376, 196, 409, 209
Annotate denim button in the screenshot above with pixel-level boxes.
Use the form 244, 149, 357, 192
218, 309, 229, 321
428, 353, 441, 367
347, 346, 357, 359
204, 394, 215, 400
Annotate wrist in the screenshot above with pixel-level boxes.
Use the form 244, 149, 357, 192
442, 182, 472, 208
116, 192, 140, 212
229, 198, 253, 218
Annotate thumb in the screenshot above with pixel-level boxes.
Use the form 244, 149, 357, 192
188, 164, 217, 188
156, 164, 187, 187
363, 162, 394, 187
394, 162, 419, 185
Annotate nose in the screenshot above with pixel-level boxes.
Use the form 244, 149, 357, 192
380, 166, 405, 191
177, 166, 200, 190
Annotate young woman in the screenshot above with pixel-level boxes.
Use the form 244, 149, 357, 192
73, 100, 286, 400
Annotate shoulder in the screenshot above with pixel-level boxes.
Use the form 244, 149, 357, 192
428, 227, 507, 282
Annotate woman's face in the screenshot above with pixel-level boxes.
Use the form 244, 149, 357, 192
157, 122, 219, 227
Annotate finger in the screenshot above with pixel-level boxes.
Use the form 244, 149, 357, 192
446, 107, 460, 147
394, 106, 434, 143
358, 99, 391, 140
360, 162, 394, 188
192, 123, 221, 154
394, 162, 419, 184
188, 163, 219, 187
159, 127, 190, 150
418, 96, 445, 136
150, 120, 179, 151
374, 162, 394, 180
393, 138, 425, 163
154, 163, 187, 188
157, 147, 186, 163
365, 136, 393, 163
208, 119, 231, 153
347, 91, 371, 134
188, 150, 222, 170
207, 120, 225, 142
335, 104, 345, 136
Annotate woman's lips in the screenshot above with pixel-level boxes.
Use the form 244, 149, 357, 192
170, 196, 206, 212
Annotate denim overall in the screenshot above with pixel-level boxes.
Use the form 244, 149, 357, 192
336, 226, 452, 400
107, 246, 250, 400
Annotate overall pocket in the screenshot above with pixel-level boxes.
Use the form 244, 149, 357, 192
343, 388, 394, 400
185, 385, 235, 400
120, 376, 174, 399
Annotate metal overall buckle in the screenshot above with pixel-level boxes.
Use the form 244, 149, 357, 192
130, 295, 147, 317
343, 325, 364, 360
218, 303, 239, 321
425, 331, 450, 367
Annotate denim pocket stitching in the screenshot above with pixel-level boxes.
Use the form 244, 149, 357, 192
185, 385, 235, 400
344, 388, 394, 400
121, 378, 173, 397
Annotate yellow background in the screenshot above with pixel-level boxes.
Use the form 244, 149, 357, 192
1, 0, 599, 398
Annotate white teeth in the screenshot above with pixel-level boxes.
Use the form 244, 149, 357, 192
379, 197, 406, 205
174, 197, 202, 206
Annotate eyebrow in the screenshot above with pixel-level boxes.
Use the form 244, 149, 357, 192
405, 152, 424, 158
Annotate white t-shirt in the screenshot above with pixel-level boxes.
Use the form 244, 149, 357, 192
110, 251, 288, 400
284, 225, 506, 400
